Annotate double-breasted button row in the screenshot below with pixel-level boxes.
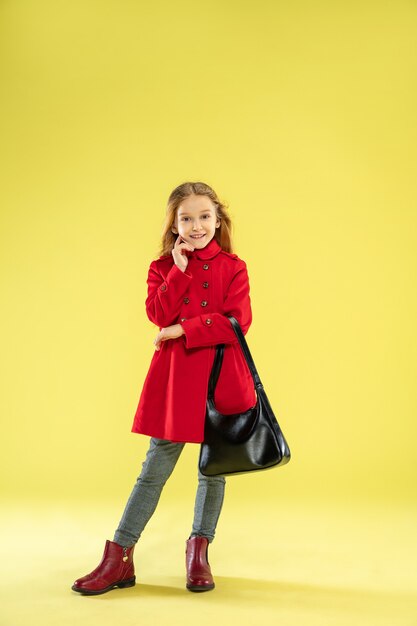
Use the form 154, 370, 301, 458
183, 298, 208, 306
179, 263, 210, 316
183, 297, 209, 306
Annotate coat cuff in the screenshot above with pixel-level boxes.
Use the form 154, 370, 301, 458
180, 313, 239, 349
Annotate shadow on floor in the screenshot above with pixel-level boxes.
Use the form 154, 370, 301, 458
71, 574, 417, 622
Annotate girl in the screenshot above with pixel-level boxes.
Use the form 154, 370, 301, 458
71, 181, 257, 595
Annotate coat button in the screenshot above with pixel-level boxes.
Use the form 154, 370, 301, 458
202, 282, 209, 288
200, 300, 208, 307
183, 297, 190, 304
202, 264, 209, 270
160, 284, 167, 291
205, 318, 212, 325
180, 317, 187, 322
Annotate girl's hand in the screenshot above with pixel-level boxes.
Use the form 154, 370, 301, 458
154, 324, 185, 350
172, 235, 194, 272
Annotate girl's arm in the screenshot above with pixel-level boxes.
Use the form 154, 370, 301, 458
145, 260, 192, 327
180, 260, 253, 349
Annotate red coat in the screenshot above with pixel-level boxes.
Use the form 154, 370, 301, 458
131, 236, 257, 443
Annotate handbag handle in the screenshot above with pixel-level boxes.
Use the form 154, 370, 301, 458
207, 316, 264, 399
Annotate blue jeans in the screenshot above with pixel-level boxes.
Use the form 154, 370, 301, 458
113, 437, 226, 547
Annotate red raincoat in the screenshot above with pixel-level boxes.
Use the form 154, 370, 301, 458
131, 235, 257, 443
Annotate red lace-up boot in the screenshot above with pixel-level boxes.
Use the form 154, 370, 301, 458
185, 535, 215, 592
71, 539, 136, 595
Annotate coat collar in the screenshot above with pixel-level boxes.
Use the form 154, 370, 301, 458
192, 235, 222, 260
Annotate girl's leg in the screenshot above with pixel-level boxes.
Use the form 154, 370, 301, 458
113, 437, 185, 547
189, 466, 226, 544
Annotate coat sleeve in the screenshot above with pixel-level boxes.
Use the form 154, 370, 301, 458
145, 260, 192, 327
180, 260, 253, 349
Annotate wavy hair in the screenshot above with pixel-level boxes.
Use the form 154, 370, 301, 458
156, 181, 234, 258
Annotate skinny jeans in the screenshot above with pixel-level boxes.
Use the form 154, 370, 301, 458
113, 437, 226, 547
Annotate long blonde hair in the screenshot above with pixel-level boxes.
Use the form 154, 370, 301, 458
156, 181, 234, 258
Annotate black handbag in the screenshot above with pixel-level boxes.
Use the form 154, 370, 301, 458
198, 316, 291, 477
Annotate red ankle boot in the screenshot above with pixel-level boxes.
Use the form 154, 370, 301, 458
185, 535, 215, 592
71, 539, 136, 595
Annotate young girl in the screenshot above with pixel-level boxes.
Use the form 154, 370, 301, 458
71, 181, 257, 595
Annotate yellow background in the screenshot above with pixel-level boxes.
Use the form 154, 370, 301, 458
1, 1, 416, 624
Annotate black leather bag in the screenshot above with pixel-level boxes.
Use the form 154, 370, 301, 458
198, 316, 291, 477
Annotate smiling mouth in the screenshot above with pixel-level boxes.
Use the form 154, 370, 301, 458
190, 234, 206, 239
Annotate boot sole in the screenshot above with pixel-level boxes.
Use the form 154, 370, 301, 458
71, 576, 136, 595
186, 582, 215, 592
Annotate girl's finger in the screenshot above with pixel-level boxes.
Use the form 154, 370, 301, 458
175, 235, 194, 250
175, 245, 194, 255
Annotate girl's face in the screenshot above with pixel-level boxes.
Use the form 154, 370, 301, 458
173, 195, 220, 248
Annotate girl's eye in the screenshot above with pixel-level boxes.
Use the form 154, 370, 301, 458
181, 214, 211, 221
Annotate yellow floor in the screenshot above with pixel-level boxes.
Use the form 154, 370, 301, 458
1, 496, 416, 626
